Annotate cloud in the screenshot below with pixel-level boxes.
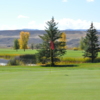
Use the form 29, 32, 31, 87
56, 18, 100, 30
28, 21, 46, 30
27, 19, 100, 30
17, 15, 29, 19
86, 0, 94, 2
0, 25, 17, 30
62, 0, 68, 2
0, 18, 100, 30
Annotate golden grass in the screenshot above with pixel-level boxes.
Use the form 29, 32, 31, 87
0, 54, 21, 59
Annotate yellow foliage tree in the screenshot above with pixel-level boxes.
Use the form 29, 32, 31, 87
59, 32, 67, 49
19, 31, 30, 51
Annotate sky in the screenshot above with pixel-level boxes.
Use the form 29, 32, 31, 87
0, 0, 100, 30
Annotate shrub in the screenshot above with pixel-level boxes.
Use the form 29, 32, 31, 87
73, 47, 79, 51
17, 54, 37, 64
7, 54, 38, 65
7, 58, 20, 65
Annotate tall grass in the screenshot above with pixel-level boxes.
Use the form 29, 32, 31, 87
0, 54, 20, 59
55, 57, 100, 65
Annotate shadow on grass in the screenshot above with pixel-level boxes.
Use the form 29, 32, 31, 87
41, 64, 78, 67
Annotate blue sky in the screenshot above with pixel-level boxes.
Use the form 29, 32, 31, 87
0, 0, 100, 30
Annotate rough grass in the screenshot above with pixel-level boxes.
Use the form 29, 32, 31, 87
0, 64, 100, 100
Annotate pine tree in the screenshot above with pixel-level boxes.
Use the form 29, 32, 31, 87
83, 23, 99, 63
38, 17, 66, 66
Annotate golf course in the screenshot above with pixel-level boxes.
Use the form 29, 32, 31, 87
0, 49, 100, 100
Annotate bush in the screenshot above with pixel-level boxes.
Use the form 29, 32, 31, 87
73, 47, 79, 51
8, 54, 38, 65
16, 54, 37, 64
7, 58, 20, 65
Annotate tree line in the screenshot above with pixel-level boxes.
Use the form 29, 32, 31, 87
14, 17, 100, 65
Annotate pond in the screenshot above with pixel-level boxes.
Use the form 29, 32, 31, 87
0, 59, 9, 66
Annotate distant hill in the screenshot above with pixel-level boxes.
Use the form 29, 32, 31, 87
0, 29, 100, 48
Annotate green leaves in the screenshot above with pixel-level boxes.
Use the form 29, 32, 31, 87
14, 39, 19, 51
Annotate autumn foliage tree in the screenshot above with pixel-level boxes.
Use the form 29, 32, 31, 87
59, 32, 67, 49
19, 31, 30, 51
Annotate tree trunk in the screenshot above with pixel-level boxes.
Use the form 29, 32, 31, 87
92, 57, 94, 63
51, 49, 54, 66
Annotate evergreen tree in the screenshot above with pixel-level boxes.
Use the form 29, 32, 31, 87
83, 23, 99, 63
14, 39, 19, 51
38, 17, 66, 66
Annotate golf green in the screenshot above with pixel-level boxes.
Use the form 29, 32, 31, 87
0, 64, 100, 100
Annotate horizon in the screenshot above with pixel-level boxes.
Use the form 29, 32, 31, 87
0, 0, 100, 30
0, 28, 100, 31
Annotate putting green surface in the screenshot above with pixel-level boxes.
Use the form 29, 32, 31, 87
0, 64, 100, 100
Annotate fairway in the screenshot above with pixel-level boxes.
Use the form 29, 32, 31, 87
0, 64, 100, 100
64, 50, 100, 58
0, 49, 38, 55
0, 49, 100, 58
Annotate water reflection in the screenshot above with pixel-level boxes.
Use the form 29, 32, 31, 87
0, 59, 9, 66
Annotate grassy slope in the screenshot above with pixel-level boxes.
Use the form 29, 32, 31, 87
0, 64, 100, 100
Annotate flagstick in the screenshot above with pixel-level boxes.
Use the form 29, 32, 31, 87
50, 48, 52, 73
50, 41, 54, 73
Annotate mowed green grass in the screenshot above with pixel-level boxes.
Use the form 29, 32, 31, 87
0, 49, 100, 58
0, 64, 100, 100
64, 50, 100, 58
0, 49, 38, 54
0, 49, 100, 100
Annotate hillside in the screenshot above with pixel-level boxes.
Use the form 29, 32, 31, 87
0, 29, 100, 48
